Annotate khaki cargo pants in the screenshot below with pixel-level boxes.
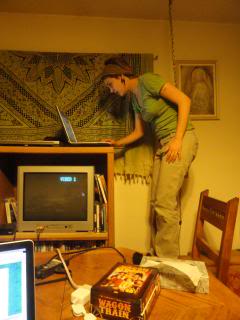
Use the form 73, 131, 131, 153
150, 130, 199, 258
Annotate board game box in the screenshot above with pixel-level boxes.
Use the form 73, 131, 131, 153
90, 262, 161, 320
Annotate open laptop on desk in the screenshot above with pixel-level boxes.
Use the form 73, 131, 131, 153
0, 240, 35, 320
56, 106, 112, 146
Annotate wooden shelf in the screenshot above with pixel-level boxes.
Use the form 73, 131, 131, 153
0, 145, 115, 247
0, 145, 114, 154
0, 232, 108, 242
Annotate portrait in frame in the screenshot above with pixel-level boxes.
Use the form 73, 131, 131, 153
175, 60, 218, 120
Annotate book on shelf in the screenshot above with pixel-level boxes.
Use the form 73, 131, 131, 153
94, 174, 104, 203
90, 262, 161, 320
98, 174, 108, 200
4, 197, 17, 224
95, 174, 107, 204
101, 203, 107, 232
95, 202, 100, 232
4, 200, 11, 224
94, 173, 108, 233
94, 202, 107, 232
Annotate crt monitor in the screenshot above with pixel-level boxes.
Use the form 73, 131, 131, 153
17, 166, 94, 232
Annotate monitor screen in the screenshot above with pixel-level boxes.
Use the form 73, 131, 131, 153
17, 166, 94, 232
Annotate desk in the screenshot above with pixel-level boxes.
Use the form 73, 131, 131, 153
35, 248, 240, 320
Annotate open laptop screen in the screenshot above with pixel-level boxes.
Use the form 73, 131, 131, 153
56, 107, 78, 143
0, 240, 35, 320
56, 106, 112, 146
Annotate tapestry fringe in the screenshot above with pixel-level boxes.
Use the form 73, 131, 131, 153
114, 173, 152, 184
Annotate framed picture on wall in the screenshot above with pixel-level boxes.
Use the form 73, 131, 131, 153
175, 60, 218, 120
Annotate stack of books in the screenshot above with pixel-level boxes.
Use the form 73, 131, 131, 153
94, 174, 108, 232
4, 197, 17, 224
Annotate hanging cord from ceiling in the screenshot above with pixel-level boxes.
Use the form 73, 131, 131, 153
169, 0, 183, 256
168, 0, 177, 86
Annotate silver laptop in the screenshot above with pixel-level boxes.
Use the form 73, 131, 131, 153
56, 106, 112, 146
0, 240, 35, 320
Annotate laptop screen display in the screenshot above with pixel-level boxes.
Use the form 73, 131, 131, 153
0, 241, 35, 320
0, 248, 27, 319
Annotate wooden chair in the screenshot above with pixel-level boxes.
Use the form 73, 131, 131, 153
192, 189, 239, 284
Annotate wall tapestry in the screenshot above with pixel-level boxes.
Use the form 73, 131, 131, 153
0, 51, 153, 180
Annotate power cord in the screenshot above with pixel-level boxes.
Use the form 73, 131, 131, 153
36, 246, 126, 319
12, 223, 17, 241
35, 246, 126, 286
38, 246, 126, 268
35, 226, 45, 248
56, 246, 126, 289
63, 246, 127, 264
35, 276, 68, 286
56, 248, 79, 289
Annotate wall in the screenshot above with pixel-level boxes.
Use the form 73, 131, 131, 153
0, 13, 239, 254
174, 21, 240, 253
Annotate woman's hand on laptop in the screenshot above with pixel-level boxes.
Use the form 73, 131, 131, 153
101, 138, 115, 145
101, 138, 126, 147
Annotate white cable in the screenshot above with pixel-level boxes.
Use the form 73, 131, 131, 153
56, 248, 79, 289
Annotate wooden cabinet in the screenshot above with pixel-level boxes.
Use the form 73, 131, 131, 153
0, 145, 114, 247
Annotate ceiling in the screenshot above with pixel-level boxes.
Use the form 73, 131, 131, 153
0, 0, 239, 24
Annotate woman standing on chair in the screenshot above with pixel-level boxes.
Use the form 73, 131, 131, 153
101, 57, 198, 258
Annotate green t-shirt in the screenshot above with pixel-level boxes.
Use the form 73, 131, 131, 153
132, 73, 193, 139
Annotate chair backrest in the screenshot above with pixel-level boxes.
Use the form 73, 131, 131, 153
192, 189, 239, 284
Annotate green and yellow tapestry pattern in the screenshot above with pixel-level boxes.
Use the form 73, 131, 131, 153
0, 51, 152, 142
